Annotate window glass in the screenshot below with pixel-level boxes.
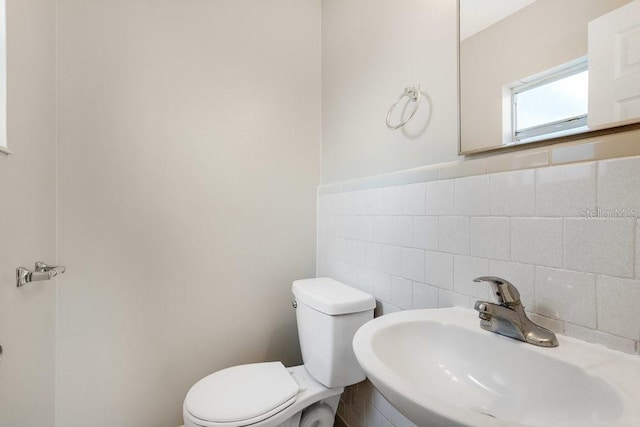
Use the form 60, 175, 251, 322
511, 60, 588, 143
516, 70, 588, 130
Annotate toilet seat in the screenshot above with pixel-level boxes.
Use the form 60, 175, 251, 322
184, 362, 299, 427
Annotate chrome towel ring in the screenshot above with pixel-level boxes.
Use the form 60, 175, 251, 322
386, 85, 421, 130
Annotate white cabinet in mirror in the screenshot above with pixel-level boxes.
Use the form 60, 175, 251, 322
459, 0, 640, 155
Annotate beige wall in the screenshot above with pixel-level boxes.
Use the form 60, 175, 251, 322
321, 0, 460, 184
56, 1, 321, 426
460, 0, 630, 152
0, 0, 57, 426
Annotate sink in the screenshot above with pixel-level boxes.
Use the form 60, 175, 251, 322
352, 307, 640, 427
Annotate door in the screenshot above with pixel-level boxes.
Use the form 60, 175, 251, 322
0, 0, 57, 426
588, 0, 640, 127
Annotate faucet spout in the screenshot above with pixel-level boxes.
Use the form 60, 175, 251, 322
473, 277, 559, 348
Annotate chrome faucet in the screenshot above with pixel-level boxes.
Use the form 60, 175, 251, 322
473, 276, 558, 347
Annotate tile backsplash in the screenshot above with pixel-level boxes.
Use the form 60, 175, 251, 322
318, 155, 640, 427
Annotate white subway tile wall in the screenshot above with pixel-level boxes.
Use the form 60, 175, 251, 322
490, 169, 536, 216
454, 175, 491, 216
318, 156, 640, 427
470, 217, 510, 260
535, 162, 596, 217
597, 157, 640, 213
563, 218, 635, 277
510, 218, 563, 267
534, 267, 597, 328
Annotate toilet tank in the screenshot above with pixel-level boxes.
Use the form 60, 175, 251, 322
292, 278, 376, 388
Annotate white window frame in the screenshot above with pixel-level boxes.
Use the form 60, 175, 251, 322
506, 57, 588, 145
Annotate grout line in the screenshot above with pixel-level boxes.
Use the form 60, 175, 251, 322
533, 166, 538, 217
594, 274, 599, 330
54, 0, 60, 420
594, 159, 599, 212
633, 219, 637, 280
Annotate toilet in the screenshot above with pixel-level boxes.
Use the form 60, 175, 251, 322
183, 278, 376, 427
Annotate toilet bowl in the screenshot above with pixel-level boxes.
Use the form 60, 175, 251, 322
183, 278, 375, 427
183, 364, 341, 427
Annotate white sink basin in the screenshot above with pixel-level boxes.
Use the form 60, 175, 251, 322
352, 307, 640, 427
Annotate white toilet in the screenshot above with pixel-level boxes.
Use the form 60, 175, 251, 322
183, 278, 376, 427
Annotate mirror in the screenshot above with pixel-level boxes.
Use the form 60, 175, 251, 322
459, 0, 640, 154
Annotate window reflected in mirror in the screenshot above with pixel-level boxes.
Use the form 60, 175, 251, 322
512, 59, 588, 143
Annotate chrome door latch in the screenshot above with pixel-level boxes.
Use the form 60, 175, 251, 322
16, 262, 66, 287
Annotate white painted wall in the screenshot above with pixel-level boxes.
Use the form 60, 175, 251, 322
321, 0, 460, 184
0, 0, 57, 426
56, 1, 321, 426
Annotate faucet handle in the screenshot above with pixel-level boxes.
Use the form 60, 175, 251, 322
473, 276, 521, 306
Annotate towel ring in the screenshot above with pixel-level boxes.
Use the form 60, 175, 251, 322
386, 85, 421, 130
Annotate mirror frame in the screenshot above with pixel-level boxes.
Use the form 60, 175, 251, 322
457, 0, 640, 156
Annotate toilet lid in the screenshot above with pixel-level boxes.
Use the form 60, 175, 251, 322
184, 362, 299, 424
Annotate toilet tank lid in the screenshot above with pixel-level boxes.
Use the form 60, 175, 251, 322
292, 278, 376, 315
